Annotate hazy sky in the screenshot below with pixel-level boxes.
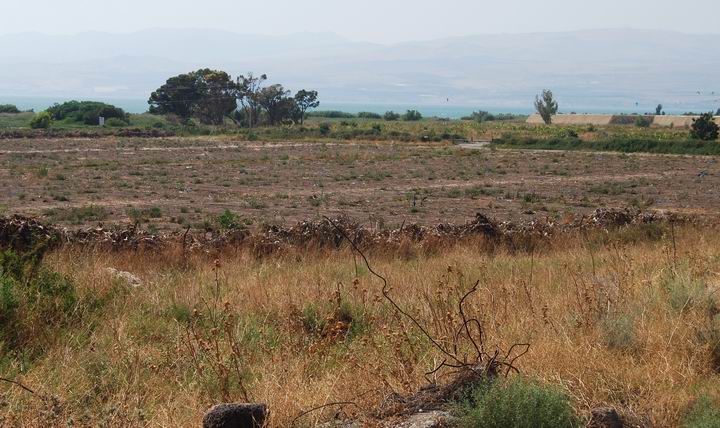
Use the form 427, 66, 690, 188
2, 0, 719, 42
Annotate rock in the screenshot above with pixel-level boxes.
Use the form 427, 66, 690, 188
387, 411, 453, 428
317, 420, 363, 428
105, 267, 143, 288
202, 403, 267, 428
589, 407, 623, 428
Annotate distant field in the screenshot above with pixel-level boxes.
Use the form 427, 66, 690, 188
0, 135, 718, 232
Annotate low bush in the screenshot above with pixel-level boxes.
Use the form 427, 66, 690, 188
30, 111, 53, 129
46, 100, 128, 126
458, 377, 580, 428
217, 209, 243, 231
462, 110, 495, 122
600, 312, 638, 352
384, 111, 401, 121
357, 111, 382, 119
306, 110, 355, 119
662, 270, 709, 312
402, 109, 423, 121
634, 116, 652, 128
105, 117, 127, 127
0, 104, 21, 113
690, 112, 719, 141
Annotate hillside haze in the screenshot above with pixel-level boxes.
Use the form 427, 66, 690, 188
1, 28, 718, 113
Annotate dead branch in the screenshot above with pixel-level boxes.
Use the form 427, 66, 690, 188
0, 377, 37, 396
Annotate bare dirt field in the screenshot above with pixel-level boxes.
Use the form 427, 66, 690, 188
1, 136, 719, 230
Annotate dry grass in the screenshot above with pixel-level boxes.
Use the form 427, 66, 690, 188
2, 225, 720, 426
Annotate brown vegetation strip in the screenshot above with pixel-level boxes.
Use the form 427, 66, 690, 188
0, 208, 683, 255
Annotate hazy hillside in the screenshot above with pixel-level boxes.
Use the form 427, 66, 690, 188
1, 29, 718, 112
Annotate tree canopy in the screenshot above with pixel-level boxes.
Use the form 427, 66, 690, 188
149, 70, 319, 127
149, 69, 236, 124
690, 112, 719, 141
534, 89, 559, 125
294, 90, 319, 125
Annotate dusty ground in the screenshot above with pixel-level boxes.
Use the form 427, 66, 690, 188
1, 136, 718, 231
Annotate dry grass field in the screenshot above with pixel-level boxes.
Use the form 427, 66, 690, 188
3, 135, 720, 427
1, 136, 719, 232
2, 224, 720, 426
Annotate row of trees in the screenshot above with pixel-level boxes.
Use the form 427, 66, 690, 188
148, 69, 319, 126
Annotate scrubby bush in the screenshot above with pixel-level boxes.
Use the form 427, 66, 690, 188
306, 110, 355, 119
402, 109, 423, 121
105, 117, 127, 127
0, 104, 21, 113
662, 271, 710, 312
458, 377, 580, 428
690, 112, 719, 141
600, 312, 638, 351
318, 122, 331, 136
462, 110, 496, 122
357, 111, 382, 119
217, 209, 243, 230
46, 100, 128, 126
381, 111, 398, 121
634, 116, 652, 128
29, 111, 53, 129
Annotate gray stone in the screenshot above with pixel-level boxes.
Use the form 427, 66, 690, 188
105, 267, 143, 288
589, 407, 623, 428
202, 403, 267, 428
388, 411, 453, 428
317, 421, 363, 428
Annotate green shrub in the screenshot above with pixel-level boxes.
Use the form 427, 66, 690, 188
105, 117, 127, 127
384, 111, 400, 121
46, 100, 128, 125
662, 271, 709, 312
690, 112, 719, 141
217, 209, 242, 230
318, 122, 331, 136
634, 116, 652, 128
458, 377, 580, 428
600, 312, 638, 351
462, 110, 496, 122
357, 111, 382, 119
301, 303, 326, 335
402, 109, 423, 121
30, 111, 53, 129
0, 104, 21, 113
306, 110, 354, 119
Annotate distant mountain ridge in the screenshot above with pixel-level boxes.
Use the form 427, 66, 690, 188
0, 29, 718, 112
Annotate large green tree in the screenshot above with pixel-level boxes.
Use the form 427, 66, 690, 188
192, 69, 237, 125
534, 89, 559, 125
148, 72, 203, 119
236, 73, 267, 128
294, 90, 319, 125
257, 84, 296, 125
148, 69, 237, 124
